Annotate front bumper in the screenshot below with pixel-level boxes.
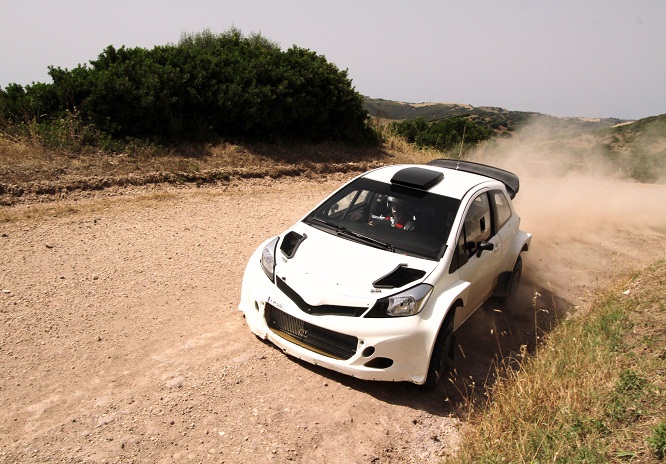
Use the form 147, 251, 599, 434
238, 246, 439, 385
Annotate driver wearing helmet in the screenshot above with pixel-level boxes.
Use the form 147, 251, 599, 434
388, 197, 416, 230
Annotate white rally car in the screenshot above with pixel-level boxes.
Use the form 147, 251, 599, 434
238, 159, 532, 387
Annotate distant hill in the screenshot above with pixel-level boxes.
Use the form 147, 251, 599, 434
363, 97, 629, 133
598, 113, 666, 181
604, 113, 666, 139
364, 98, 665, 182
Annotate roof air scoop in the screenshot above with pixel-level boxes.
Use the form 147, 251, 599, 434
390, 167, 444, 191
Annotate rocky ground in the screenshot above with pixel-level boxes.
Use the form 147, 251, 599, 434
1, 173, 665, 463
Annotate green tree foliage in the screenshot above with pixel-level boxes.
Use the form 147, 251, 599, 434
0, 28, 375, 145
391, 117, 493, 151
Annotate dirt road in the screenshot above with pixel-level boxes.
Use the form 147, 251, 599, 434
1, 174, 665, 463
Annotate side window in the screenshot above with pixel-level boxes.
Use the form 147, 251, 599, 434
324, 190, 357, 218
492, 191, 512, 230
450, 193, 492, 272
324, 189, 370, 222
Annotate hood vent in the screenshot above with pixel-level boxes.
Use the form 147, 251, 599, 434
373, 264, 426, 289
280, 231, 307, 259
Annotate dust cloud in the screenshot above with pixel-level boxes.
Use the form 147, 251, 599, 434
471, 118, 666, 307
446, 119, 666, 393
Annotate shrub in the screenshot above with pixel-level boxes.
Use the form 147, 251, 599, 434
391, 116, 492, 152
0, 28, 375, 147
649, 422, 666, 460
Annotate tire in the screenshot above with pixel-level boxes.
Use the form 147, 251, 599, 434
424, 315, 454, 389
506, 255, 523, 299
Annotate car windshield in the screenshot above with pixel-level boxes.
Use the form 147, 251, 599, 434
303, 178, 461, 260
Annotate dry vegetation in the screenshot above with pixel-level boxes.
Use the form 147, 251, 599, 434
451, 261, 666, 463
0, 133, 436, 206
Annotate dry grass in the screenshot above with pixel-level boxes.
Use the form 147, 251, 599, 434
450, 261, 666, 463
376, 125, 444, 164
0, 133, 396, 183
0, 128, 451, 220
0, 137, 283, 183
0, 190, 180, 223
0, 129, 455, 208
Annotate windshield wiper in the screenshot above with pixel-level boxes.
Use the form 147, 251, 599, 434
310, 217, 395, 252
337, 227, 395, 252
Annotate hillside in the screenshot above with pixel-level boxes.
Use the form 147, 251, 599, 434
468, 112, 666, 182
364, 98, 666, 182
364, 97, 629, 133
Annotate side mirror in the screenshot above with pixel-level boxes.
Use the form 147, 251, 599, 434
476, 241, 494, 257
463, 241, 476, 256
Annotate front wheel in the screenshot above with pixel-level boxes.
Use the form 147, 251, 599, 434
424, 315, 454, 389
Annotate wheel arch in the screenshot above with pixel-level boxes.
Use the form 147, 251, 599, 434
423, 299, 461, 388
443, 299, 462, 357
429, 299, 462, 364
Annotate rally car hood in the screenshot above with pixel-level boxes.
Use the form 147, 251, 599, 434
274, 223, 437, 308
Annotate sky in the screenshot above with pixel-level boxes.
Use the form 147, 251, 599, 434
1, 0, 664, 120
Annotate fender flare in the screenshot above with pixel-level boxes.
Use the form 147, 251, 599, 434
432, 278, 472, 329
427, 292, 465, 364
515, 230, 532, 255
422, 298, 463, 387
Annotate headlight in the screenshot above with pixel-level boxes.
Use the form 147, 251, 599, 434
260, 237, 279, 282
366, 283, 433, 317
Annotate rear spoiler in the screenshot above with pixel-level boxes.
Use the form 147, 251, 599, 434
427, 159, 520, 199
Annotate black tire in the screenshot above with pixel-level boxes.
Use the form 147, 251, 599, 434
506, 255, 523, 299
424, 315, 454, 389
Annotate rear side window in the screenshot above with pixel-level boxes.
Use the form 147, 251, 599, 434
492, 191, 512, 230
463, 194, 492, 245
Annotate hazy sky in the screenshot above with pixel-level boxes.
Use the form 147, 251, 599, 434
1, 1, 664, 120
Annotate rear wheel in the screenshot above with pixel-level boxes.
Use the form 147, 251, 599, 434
424, 315, 454, 389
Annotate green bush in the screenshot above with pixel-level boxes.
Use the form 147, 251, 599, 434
391, 116, 492, 152
0, 28, 376, 147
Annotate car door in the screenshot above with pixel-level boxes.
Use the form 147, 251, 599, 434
453, 191, 502, 324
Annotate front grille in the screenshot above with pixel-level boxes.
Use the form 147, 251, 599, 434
264, 304, 358, 360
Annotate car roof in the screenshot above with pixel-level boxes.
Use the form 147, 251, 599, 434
362, 163, 498, 200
